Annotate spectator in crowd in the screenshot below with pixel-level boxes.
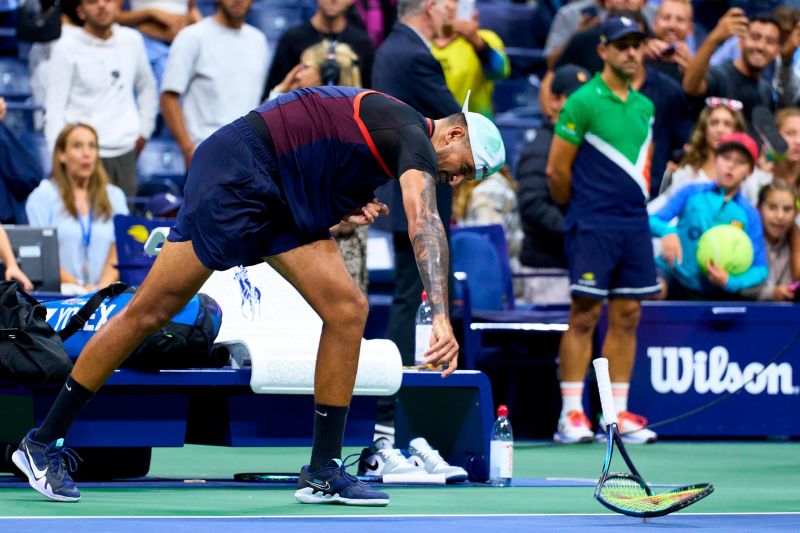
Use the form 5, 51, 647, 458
0, 97, 44, 224
650, 97, 747, 213
264, 0, 375, 97
516, 64, 589, 305
28, 8, 81, 123
431, 0, 510, 118
650, 132, 768, 300
349, 0, 397, 47
544, 0, 656, 68
46, 0, 158, 198
551, 9, 692, 195
453, 165, 523, 274
373, 0, 460, 362
116, 0, 202, 87
160, 0, 269, 168
0, 225, 34, 290
644, 0, 693, 83
708, 6, 800, 109
743, 180, 798, 301
683, 9, 782, 124
742, 106, 800, 205
547, 17, 659, 445
26, 124, 129, 295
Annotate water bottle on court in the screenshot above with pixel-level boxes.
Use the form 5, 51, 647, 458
414, 290, 433, 366
490, 405, 513, 486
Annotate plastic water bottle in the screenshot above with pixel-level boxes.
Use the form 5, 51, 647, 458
490, 405, 513, 486
414, 290, 433, 366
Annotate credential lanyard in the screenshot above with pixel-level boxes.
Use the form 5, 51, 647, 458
78, 209, 93, 284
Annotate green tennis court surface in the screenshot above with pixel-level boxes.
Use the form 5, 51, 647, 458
1, 441, 798, 518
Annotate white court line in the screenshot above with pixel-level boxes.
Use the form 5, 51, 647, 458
0, 512, 798, 520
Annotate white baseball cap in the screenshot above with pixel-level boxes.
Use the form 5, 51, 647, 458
462, 91, 505, 180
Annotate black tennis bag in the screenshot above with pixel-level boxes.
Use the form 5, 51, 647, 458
0, 281, 73, 384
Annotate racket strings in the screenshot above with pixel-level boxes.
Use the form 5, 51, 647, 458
599, 476, 712, 513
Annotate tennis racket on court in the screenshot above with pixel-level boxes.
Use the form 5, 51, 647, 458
592, 358, 714, 518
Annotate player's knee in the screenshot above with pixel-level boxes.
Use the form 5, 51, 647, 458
325, 289, 369, 328
569, 300, 602, 335
125, 299, 174, 334
610, 300, 641, 331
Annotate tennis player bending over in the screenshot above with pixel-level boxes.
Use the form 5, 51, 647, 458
13, 86, 505, 506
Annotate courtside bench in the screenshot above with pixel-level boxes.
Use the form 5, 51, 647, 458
0, 368, 494, 481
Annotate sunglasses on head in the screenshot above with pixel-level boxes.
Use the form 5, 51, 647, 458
705, 97, 744, 112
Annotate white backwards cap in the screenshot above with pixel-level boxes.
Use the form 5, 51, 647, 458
462, 91, 505, 180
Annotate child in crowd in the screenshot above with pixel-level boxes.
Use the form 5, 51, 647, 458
650, 132, 768, 300
649, 97, 747, 213
743, 181, 798, 301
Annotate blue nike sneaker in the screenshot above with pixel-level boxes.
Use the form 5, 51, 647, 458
12, 429, 81, 502
295, 454, 389, 506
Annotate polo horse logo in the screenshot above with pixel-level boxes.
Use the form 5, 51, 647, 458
234, 266, 261, 320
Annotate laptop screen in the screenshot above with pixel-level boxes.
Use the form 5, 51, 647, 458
1, 225, 61, 292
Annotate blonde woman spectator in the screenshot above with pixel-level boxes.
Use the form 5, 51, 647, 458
26, 124, 128, 294
649, 98, 746, 214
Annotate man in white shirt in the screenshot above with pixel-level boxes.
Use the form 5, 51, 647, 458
45, 0, 158, 197
160, 0, 269, 167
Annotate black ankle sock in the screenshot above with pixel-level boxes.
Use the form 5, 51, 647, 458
34, 376, 95, 444
310, 404, 349, 471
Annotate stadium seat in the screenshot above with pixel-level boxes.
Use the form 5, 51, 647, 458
113, 214, 166, 285
492, 76, 540, 114
0, 58, 32, 99
246, 0, 307, 43
494, 106, 542, 171
17, 131, 50, 177
451, 224, 569, 368
0, 0, 18, 12
136, 138, 186, 190
476, 3, 544, 75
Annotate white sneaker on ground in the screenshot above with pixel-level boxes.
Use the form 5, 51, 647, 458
553, 410, 594, 444
357, 438, 444, 483
407, 437, 468, 483
596, 411, 657, 444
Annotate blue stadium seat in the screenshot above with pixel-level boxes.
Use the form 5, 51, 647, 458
0, 0, 18, 12
17, 131, 51, 177
246, 0, 307, 43
136, 139, 186, 190
113, 214, 166, 285
0, 58, 32, 99
494, 106, 542, 171
492, 76, 540, 114
476, 3, 545, 74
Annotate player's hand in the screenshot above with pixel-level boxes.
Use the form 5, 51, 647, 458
423, 317, 459, 378
341, 198, 389, 226
772, 284, 795, 301
711, 8, 748, 43
661, 233, 683, 267
706, 260, 729, 288
4, 265, 33, 291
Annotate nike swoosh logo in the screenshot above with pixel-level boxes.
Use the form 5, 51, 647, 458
25, 446, 48, 480
362, 460, 380, 472
306, 480, 331, 491
66, 383, 72, 391
314, 410, 328, 417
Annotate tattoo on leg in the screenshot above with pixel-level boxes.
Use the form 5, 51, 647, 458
410, 173, 449, 318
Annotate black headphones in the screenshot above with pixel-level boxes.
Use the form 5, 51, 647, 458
319, 39, 341, 86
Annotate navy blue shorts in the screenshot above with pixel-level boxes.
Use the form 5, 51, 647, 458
169, 117, 325, 271
565, 222, 660, 300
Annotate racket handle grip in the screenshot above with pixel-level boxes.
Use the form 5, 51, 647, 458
593, 357, 618, 425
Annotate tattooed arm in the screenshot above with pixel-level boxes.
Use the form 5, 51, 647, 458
399, 169, 459, 377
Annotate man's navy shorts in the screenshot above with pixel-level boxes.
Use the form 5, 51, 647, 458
169, 116, 324, 271
564, 222, 660, 300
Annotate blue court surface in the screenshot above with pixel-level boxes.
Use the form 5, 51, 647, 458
2, 513, 799, 532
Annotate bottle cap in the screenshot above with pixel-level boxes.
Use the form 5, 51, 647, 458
421, 290, 427, 303
497, 405, 508, 417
